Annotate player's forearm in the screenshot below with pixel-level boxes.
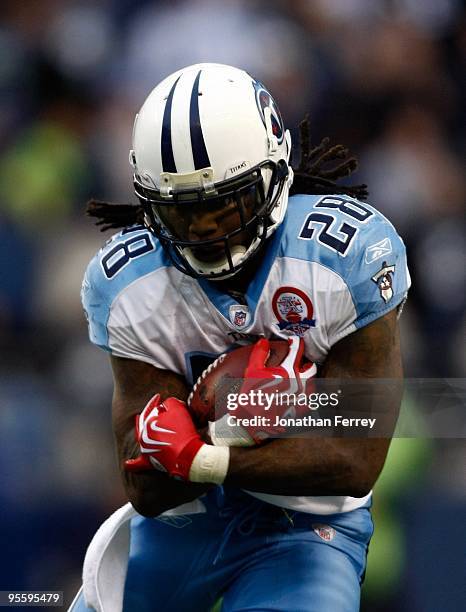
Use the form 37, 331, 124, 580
110, 357, 211, 515
124, 470, 210, 517
225, 437, 387, 497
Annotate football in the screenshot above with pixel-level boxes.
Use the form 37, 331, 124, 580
187, 340, 290, 426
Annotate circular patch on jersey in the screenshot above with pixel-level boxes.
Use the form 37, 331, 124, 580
272, 286, 316, 337
253, 80, 284, 144
312, 524, 336, 542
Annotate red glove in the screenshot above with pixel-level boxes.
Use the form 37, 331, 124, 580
124, 394, 204, 480
244, 336, 315, 394
242, 336, 316, 439
210, 337, 317, 446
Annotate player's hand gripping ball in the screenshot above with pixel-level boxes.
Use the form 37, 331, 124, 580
187, 339, 290, 426
188, 337, 317, 446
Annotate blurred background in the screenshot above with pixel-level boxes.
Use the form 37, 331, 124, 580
0, 0, 465, 610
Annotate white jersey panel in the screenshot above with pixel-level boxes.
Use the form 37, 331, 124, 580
252, 257, 357, 364
105, 256, 358, 373
245, 491, 372, 515
107, 267, 240, 374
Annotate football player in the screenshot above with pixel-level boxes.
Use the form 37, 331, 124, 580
70, 63, 409, 611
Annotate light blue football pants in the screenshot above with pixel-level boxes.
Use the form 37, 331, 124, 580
69, 487, 373, 612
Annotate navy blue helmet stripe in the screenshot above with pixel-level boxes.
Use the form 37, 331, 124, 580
190, 70, 210, 169
161, 75, 181, 172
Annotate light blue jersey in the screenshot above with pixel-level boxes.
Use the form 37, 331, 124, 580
82, 193, 409, 516
75, 194, 410, 612
82, 193, 409, 370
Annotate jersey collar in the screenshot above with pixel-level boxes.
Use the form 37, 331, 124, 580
197, 220, 286, 327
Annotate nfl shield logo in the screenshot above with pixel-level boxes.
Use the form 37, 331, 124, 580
229, 305, 251, 329
312, 524, 336, 542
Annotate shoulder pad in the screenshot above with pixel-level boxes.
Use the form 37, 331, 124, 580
281, 194, 410, 334
81, 226, 167, 350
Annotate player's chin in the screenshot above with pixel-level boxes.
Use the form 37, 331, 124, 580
191, 246, 226, 262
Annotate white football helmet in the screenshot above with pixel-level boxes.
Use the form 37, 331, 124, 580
130, 62, 293, 279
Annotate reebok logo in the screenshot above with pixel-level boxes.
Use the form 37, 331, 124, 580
365, 238, 392, 264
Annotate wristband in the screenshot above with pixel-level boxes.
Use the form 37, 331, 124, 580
209, 414, 256, 447
189, 445, 230, 484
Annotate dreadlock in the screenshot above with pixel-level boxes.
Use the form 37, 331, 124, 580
86, 116, 368, 231
290, 116, 368, 200
85, 201, 144, 232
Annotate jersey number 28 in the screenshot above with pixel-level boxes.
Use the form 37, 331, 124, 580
299, 196, 373, 256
